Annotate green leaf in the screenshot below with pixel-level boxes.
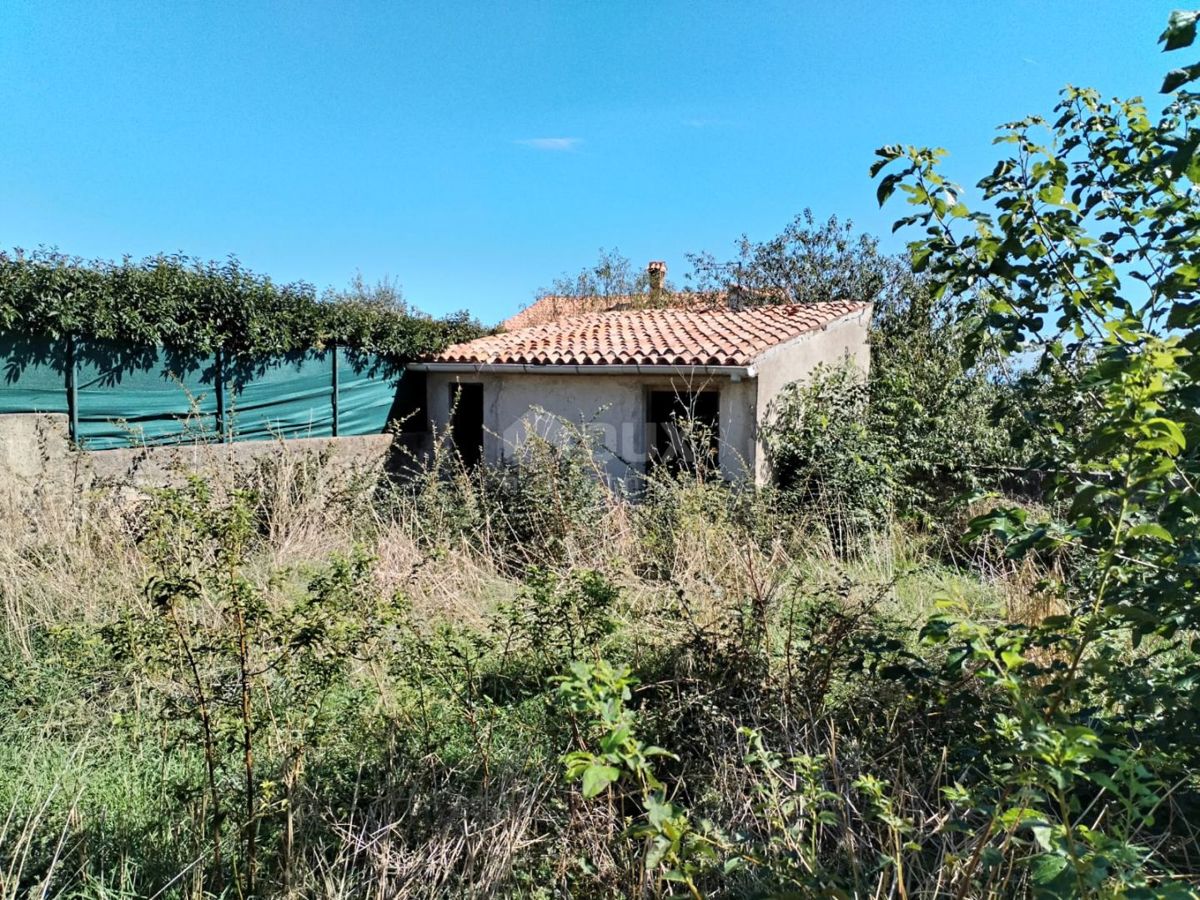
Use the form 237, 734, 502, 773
876, 172, 903, 208
1162, 63, 1200, 92
1127, 522, 1175, 543
1031, 853, 1070, 884
1030, 822, 1054, 851
599, 723, 631, 753
1160, 10, 1200, 51
643, 745, 680, 759
645, 792, 676, 827
1000, 649, 1024, 669
580, 764, 620, 798
870, 144, 906, 177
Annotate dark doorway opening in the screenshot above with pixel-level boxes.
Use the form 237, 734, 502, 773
449, 382, 484, 468
647, 389, 719, 475
390, 371, 428, 434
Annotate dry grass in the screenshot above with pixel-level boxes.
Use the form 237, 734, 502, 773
0, 436, 1062, 900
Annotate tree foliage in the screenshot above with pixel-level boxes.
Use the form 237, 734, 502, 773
869, 275, 1014, 517
764, 261, 1012, 525
872, 18, 1200, 892
687, 209, 894, 307
1161, 9, 1200, 91
535, 247, 661, 301
0, 249, 483, 361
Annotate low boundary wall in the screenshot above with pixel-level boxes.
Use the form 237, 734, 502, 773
0, 413, 406, 497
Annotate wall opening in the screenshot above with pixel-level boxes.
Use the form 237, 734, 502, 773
449, 382, 484, 468
391, 371, 428, 433
647, 389, 719, 475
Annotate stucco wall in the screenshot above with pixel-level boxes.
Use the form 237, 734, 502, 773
425, 371, 758, 487
0, 413, 82, 504
752, 304, 872, 481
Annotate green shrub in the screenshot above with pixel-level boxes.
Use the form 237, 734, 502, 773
869, 281, 1014, 519
872, 40, 1200, 890
475, 429, 607, 572
763, 361, 895, 544
98, 478, 397, 895
495, 567, 620, 677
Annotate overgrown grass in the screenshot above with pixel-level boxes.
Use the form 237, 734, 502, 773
0, 437, 1193, 898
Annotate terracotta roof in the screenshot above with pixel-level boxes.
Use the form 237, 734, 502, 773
501, 291, 721, 331
432, 301, 868, 368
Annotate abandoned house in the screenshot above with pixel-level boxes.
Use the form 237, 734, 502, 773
407, 298, 871, 486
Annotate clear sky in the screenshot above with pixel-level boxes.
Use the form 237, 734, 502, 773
0, 1, 1184, 325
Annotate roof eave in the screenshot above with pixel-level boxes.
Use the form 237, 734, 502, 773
407, 361, 758, 380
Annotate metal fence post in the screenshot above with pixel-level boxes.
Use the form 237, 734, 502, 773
65, 333, 78, 444
331, 343, 339, 437
215, 345, 228, 443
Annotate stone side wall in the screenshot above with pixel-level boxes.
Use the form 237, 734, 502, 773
88, 433, 397, 486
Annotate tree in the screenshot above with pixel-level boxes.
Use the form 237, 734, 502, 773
720, 211, 1014, 520
867, 274, 1012, 519
872, 13, 1200, 892
535, 247, 664, 303
322, 271, 408, 315
686, 209, 894, 307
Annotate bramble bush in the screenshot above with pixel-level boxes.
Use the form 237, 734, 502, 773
763, 280, 1015, 536
762, 360, 895, 544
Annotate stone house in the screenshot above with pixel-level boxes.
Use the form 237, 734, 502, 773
407, 299, 871, 486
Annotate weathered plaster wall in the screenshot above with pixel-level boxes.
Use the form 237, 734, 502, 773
0, 413, 72, 480
423, 309, 871, 488
0, 412, 396, 496
0, 413, 82, 504
752, 304, 872, 482
87, 433, 396, 486
425, 371, 758, 487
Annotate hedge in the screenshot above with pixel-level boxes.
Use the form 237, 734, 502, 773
0, 249, 484, 361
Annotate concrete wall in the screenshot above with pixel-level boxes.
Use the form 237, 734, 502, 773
752, 304, 872, 481
425, 307, 871, 488
0, 412, 396, 496
87, 432, 396, 486
426, 370, 758, 488
0, 413, 82, 504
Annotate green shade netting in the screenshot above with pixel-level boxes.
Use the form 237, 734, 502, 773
75, 341, 219, 449
0, 335, 69, 416
337, 351, 403, 435
227, 351, 334, 441
0, 337, 407, 449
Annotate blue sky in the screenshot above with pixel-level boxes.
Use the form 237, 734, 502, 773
0, 1, 1183, 325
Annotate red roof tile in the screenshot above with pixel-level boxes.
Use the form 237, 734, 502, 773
501, 291, 719, 331
432, 301, 868, 368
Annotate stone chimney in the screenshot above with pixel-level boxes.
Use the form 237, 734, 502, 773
647, 260, 667, 297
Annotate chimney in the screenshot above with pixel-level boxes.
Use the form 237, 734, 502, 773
647, 260, 667, 296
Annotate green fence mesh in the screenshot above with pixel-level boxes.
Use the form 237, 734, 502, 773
0, 335, 404, 449
0, 335, 70, 417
